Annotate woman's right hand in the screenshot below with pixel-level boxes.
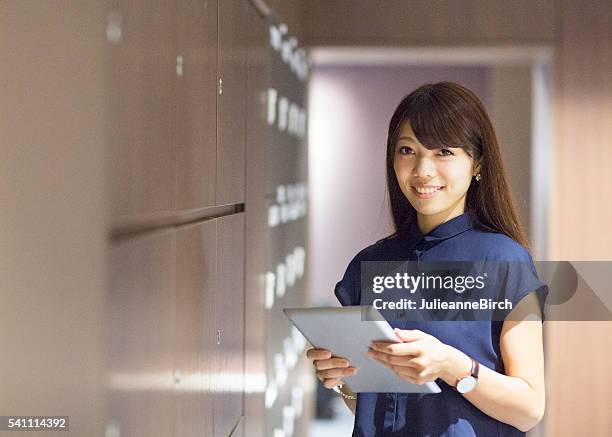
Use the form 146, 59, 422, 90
306, 348, 358, 388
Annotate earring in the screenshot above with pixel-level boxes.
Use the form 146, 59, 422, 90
475, 173, 482, 182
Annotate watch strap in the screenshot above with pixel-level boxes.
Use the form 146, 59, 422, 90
471, 357, 480, 379
332, 384, 357, 400
453, 356, 479, 391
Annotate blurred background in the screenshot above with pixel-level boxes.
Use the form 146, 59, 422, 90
1, 1, 610, 436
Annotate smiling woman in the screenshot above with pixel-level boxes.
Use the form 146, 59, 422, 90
306, 82, 549, 437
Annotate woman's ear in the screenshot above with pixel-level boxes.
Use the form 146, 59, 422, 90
473, 162, 481, 176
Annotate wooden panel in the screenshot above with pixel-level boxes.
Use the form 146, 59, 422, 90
545, 322, 612, 437
175, 0, 217, 211
175, 221, 216, 437
107, 229, 176, 437
108, 0, 175, 218
551, 0, 612, 261
217, 0, 247, 205
264, 0, 304, 40
214, 213, 245, 437
228, 416, 245, 436
546, 0, 612, 436
0, 2, 108, 435
302, 0, 556, 46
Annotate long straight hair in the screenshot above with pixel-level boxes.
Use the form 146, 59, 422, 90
386, 81, 530, 250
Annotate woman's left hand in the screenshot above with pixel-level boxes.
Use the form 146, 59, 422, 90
368, 328, 470, 387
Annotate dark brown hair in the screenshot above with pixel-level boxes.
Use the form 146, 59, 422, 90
386, 81, 530, 250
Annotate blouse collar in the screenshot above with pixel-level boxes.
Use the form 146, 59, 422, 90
404, 212, 475, 247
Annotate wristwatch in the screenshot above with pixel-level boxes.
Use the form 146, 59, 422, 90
454, 357, 479, 394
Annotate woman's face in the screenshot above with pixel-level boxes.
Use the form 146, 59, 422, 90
393, 120, 478, 223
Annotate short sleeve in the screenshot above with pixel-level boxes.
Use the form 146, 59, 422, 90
504, 256, 548, 322
487, 241, 549, 322
334, 252, 364, 306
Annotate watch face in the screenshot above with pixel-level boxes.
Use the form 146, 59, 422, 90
457, 376, 476, 393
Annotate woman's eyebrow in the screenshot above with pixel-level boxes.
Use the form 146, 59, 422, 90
397, 135, 417, 142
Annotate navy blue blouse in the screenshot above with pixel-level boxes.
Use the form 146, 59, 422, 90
334, 212, 548, 437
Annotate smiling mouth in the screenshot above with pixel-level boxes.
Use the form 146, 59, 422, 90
411, 186, 444, 198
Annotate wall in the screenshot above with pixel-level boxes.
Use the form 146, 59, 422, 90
550, 0, 612, 261
106, 0, 311, 436
105, 1, 250, 436
545, 1, 612, 436
1, 1, 310, 437
487, 65, 533, 240
0, 1, 107, 435
301, 0, 556, 47
266, 0, 304, 40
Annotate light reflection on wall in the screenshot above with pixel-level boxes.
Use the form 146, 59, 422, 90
263, 19, 311, 437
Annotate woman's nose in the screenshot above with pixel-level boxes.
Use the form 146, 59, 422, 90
412, 156, 437, 178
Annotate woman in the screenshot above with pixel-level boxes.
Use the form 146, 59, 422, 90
306, 82, 548, 436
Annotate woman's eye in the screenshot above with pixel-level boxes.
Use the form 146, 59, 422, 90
438, 148, 454, 157
397, 146, 413, 155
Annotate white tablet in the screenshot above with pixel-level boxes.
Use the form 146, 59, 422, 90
283, 306, 441, 394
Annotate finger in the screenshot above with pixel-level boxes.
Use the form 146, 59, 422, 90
394, 328, 427, 343
322, 378, 343, 389
317, 367, 358, 380
370, 341, 421, 356
371, 356, 422, 383
368, 348, 414, 366
395, 372, 423, 385
394, 367, 428, 385
314, 357, 350, 371
306, 348, 332, 360
372, 352, 420, 373
372, 356, 394, 370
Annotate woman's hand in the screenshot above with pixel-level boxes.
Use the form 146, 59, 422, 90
306, 348, 358, 388
368, 328, 471, 387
